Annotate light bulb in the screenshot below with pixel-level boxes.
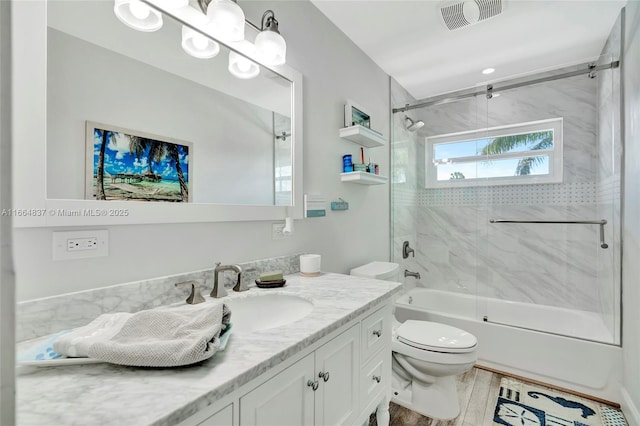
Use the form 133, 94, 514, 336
255, 30, 286, 66
237, 59, 251, 73
207, 0, 245, 42
228, 41, 260, 79
114, 0, 162, 32
192, 34, 208, 51
129, 0, 150, 19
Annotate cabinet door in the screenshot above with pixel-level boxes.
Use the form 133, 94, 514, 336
240, 353, 315, 426
314, 324, 360, 426
197, 404, 233, 426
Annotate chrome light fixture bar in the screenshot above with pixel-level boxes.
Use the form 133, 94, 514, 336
113, 0, 287, 79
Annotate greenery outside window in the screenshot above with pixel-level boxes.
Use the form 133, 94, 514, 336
425, 118, 563, 188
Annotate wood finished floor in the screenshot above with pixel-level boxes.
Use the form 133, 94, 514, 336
368, 367, 624, 426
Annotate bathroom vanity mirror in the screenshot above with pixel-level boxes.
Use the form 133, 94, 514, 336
12, 0, 303, 227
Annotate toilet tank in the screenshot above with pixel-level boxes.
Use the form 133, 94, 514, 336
350, 261, 400, 281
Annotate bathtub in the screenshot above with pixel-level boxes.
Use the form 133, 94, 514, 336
394, 288, 623, 402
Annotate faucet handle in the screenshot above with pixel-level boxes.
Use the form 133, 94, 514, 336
175, 280, 206, 305
232, 265, 249, 292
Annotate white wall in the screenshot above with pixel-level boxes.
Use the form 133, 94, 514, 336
13, 0, 390, 301
48, 29, 275, 205
622, 1, 640, 423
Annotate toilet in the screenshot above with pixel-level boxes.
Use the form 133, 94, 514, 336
350, 261, 478, 420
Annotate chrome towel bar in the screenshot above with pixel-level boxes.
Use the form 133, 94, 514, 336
489, 219, 608, 249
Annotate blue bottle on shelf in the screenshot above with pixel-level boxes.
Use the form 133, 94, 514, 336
343, 154, 353, 172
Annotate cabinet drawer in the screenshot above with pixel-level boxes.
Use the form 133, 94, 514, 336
360, 354, 389, 412
361, 306, 389, 362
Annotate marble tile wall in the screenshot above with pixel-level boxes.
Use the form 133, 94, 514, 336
17, 254, 301, 342
391, 66, 623, 317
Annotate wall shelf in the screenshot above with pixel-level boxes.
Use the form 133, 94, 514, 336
340, 172, 388, 185
339, 125, 385, 148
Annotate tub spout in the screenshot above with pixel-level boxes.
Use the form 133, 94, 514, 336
404, 269, 421, 279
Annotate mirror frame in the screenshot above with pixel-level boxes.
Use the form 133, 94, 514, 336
12, 0, 303, 228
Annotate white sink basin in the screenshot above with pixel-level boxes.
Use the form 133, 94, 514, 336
225, 293, 314, 333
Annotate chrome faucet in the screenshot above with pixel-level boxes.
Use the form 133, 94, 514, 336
402, 241, 415, 259
404, 269, 421, 279
210, 263, 247, 298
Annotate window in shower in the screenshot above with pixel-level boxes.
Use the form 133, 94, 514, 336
425, 118, 563, 188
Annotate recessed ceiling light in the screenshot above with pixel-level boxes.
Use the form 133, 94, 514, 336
482, 68, 495, 75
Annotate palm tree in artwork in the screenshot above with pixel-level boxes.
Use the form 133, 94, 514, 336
165, 143, 188, 201
480, 131, 553, 175
128, 137, 188, 201
129, 136, 162, 176
95, 128, 113, 200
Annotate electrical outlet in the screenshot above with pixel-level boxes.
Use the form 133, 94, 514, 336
67, 237, 98, 251
272, 223, 288, 240
53, 230, 109, 260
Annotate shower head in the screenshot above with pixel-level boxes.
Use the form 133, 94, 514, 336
404, 116, 424, 132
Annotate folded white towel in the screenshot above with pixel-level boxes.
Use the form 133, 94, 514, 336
53, 302, 226, 367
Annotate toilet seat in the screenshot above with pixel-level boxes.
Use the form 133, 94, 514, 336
396, 320, 477, 354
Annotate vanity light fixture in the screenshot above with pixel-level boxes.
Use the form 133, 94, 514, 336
255, 10, 286, 66
114, 0, 287, 79
206, 0, 245, 43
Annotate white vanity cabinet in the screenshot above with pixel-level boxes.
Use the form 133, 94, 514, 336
240, 353, 316, 425
241, 324, 360, 426
177, 303, 393, 426
196, 404, 234, 426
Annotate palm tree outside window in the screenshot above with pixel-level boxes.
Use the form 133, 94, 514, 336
425, 118, 563, 188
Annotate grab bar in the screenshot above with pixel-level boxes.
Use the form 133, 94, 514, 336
489, 219, 608, 249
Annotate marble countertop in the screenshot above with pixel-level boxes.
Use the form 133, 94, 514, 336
16, 273, 402, 426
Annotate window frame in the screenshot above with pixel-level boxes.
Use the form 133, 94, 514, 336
425, 118, 563, 188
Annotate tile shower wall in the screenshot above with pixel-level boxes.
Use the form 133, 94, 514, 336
394, 71, 616, 316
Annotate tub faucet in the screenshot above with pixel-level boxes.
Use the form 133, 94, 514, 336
211, 263, 246, 298
404, 269, 421, 279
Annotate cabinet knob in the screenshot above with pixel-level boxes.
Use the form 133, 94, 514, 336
318, 371, 330, 382
307, 379, 319, 391
372, 375, 381, 383
372, 329, 382, 337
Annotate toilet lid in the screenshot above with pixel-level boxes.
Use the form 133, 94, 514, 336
396, 320, 477, 353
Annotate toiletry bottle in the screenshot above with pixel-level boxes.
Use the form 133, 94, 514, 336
343, 154, 353, 172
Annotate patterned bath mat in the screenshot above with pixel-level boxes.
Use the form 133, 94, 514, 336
493, 377, 627, 426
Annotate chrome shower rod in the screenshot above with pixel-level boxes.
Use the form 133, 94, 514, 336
489, 219, 609, 249
393, 61, 620, 113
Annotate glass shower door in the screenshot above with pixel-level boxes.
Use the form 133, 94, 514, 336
480, 63, 620, 344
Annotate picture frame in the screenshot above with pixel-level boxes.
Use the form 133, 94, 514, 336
85, 121, 193, 202
344, 99, 371, 128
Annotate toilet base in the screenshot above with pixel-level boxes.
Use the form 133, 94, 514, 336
391, 373, 460, 420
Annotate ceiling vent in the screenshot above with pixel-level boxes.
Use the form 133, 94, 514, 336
440, 0, 504, 31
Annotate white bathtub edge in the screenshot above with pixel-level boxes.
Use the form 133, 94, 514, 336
621, 388, 640, 426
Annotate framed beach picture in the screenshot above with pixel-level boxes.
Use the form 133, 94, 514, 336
85, 121, 192, 202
